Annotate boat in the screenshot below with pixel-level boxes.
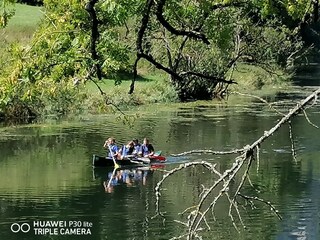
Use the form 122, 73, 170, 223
92, 154, 166, 168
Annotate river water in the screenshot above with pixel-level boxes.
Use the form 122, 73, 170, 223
0, 87, 319, 240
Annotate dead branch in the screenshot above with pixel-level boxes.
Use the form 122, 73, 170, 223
237, 193, 282, 220
248, 87, 320, 149
154, 161, 218, 218
288, 121, 297, 162
302, 109, 319, 128
231, 91, 285, 116
171, 148, 245, 157
155, 87, 320, 239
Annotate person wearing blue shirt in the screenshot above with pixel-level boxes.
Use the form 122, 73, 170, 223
103, 137, 119, 159
132, 139, 141, 156
120, 141, 134, 159
139, 138, 155, 157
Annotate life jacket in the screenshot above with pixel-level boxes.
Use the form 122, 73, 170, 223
141, 144, 151, 155
108, 144, 118, 158
133, 144, 141, 155
122, 145, 133, 156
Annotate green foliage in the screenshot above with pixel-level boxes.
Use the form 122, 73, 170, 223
85, 78, 178, 113
0, 0, 312, 121
0, 0, 136, 120
251, 0, 311, 21
0, 0, 15, 28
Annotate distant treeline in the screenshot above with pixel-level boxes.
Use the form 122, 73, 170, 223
16, 0, 43, 6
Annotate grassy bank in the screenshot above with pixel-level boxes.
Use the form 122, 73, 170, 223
83, 63, 293, 113
0, 4, 43, 71
229, 63, 292, 91
1, 4, 42, 44
0, 4, 294, 120
83, 71, 178, 113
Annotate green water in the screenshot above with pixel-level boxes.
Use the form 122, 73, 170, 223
0, 89, 319, 240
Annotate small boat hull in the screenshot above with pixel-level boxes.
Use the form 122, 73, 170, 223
92, 154, 166, 168
92, 155, 142, 167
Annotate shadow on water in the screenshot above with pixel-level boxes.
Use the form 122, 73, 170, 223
293, 63, 320, 86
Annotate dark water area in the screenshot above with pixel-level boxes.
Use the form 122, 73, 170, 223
294, 63, 320, 87
0, 87, 320, 239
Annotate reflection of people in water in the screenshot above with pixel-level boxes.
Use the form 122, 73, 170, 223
103, 168, 152, 193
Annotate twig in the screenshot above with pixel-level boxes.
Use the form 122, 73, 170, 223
188, 154, 247, 238
154, 161, 217, 218
231, 91, 284, 116
154, 87, 320, 239
228, 155, 254, 230
288, 121, 297, 162
86, 72, 126, 115
256, 145, 260, 172
238, 193, 282, 220
171, 148, 246, 157
302, 109, 319, 128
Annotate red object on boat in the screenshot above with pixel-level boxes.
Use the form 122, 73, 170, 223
149, 155, 166, 161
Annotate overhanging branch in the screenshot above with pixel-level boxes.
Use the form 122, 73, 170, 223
85, 0, 102, 80
156, 87, 320, 239
155, 0, 210, 44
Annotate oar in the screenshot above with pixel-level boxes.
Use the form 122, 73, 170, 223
108, 145, 120, 169
106, 167, 117, 189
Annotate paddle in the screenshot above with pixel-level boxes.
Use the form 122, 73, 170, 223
108, 145, 120, 169
106, 167, 117, 189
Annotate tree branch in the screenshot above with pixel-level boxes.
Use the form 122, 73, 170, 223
85, 0, 102, 80
129, 0, 154, 94
155, 87, 320, 239
180, 71, 237, 85
155, 0, 210, 44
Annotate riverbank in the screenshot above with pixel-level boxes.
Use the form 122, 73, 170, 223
82, 64, 293, 114
0, 3, 296, 122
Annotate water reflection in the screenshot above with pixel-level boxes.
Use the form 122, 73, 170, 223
93, 167, 154, 193
0, 91, 319, 240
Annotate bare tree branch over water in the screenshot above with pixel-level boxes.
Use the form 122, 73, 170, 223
155, 87, 320, 240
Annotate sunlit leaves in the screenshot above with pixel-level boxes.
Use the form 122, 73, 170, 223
252, 0, 311, 21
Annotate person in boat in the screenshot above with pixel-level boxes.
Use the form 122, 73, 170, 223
132, 139, 141, 156
120, 141, 134, 160
139, 138, 155, 157
103, 137, 119, 159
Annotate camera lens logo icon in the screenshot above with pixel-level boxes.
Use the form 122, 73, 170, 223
11, 223, 31, 233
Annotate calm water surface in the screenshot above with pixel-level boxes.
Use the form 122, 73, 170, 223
0, 88, 319, 240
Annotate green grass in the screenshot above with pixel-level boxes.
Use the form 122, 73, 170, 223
83, 71, 178, 112
85, 72, 165, 95
1, 4, 43, 45
228, 63, 292, 92
0, 4, 42, 72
